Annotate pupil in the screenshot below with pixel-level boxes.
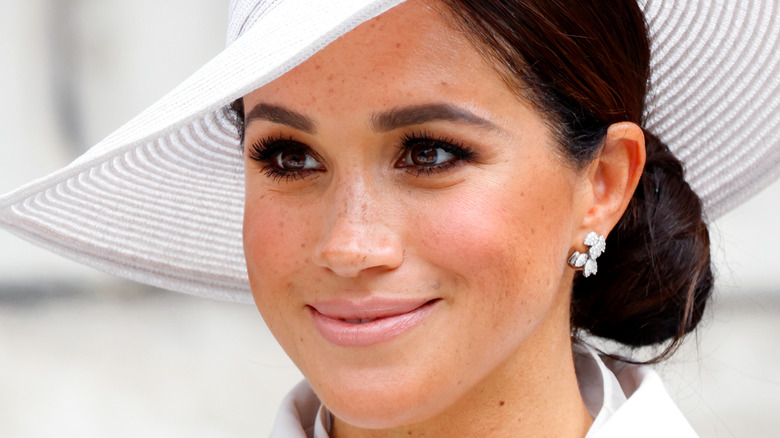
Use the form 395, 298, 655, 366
412, 146, 438, 165
281, 149, 307, 169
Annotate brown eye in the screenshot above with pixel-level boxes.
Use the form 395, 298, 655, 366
273, 146, 322, 171
410, 145, 440, 166
397, 141, 457, 168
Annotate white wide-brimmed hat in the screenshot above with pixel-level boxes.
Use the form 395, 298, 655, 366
1, 0, 779, 303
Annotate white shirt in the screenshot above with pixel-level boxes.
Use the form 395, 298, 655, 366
268, 344, 698, 437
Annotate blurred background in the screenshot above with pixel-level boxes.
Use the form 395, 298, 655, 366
0, 1, 778, 437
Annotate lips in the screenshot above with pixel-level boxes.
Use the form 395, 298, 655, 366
308, 297, 440, 347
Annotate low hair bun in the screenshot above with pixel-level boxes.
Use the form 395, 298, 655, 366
571, 130, 714, 356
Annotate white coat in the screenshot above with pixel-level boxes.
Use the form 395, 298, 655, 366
268, 344, 698, 437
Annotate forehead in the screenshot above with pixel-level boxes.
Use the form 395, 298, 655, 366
247, 0, 512, 110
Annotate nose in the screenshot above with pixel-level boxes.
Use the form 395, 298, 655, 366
312, 176, 404, 278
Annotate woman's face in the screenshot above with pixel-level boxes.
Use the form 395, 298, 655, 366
243, 0, 587, 430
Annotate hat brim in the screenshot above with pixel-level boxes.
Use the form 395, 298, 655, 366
640, 0, 780, 218
0, 0, 405, 302
1, 0, 779, 301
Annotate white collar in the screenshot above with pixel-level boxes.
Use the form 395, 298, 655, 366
269, 344, 698, 437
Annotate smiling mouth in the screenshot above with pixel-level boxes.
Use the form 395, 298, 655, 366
308, 298, 440, 347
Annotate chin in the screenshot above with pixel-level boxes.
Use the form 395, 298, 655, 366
322, 384, 455, 430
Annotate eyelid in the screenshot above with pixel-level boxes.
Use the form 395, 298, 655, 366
397, 130, 476, 156
248, 135, 305, 160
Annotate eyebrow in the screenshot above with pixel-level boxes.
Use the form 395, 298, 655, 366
244, 102, 499, 134
371, 103, 499, 132
246, 103, 316, 133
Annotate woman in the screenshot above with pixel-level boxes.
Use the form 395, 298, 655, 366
2, 0, 779, 436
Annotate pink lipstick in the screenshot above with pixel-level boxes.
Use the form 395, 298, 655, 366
308, 297, 439, 347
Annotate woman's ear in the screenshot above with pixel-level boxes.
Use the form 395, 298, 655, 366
578, 122, 646, 237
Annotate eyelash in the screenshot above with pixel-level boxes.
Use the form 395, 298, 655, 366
396, 130, 476, 177
247, 135, 319, 182
247, 131, 477, 181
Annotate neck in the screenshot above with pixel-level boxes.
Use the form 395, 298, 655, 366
332, 287, 593, 438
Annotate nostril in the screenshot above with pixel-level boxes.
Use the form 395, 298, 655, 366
313, 235, 403, 278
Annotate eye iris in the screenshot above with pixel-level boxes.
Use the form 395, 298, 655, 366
411, 146, 439, 166
278, 148, 308, 170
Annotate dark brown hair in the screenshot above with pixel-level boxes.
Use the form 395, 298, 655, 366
440, 0, 713, 361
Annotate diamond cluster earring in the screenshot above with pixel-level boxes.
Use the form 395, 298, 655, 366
568, 231, 606, 277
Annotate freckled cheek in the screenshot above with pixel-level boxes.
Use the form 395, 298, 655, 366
413, 185, 569, 295
243, 196, 314, 365
243, 197, 312, 286
414, 192, 523, 275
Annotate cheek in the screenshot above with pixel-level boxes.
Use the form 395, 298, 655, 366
417, 183, 572, 283
244, 198, 285, 277
418, 193, 525, 281
243, 191, 312, 302
408, 165, 576, 333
